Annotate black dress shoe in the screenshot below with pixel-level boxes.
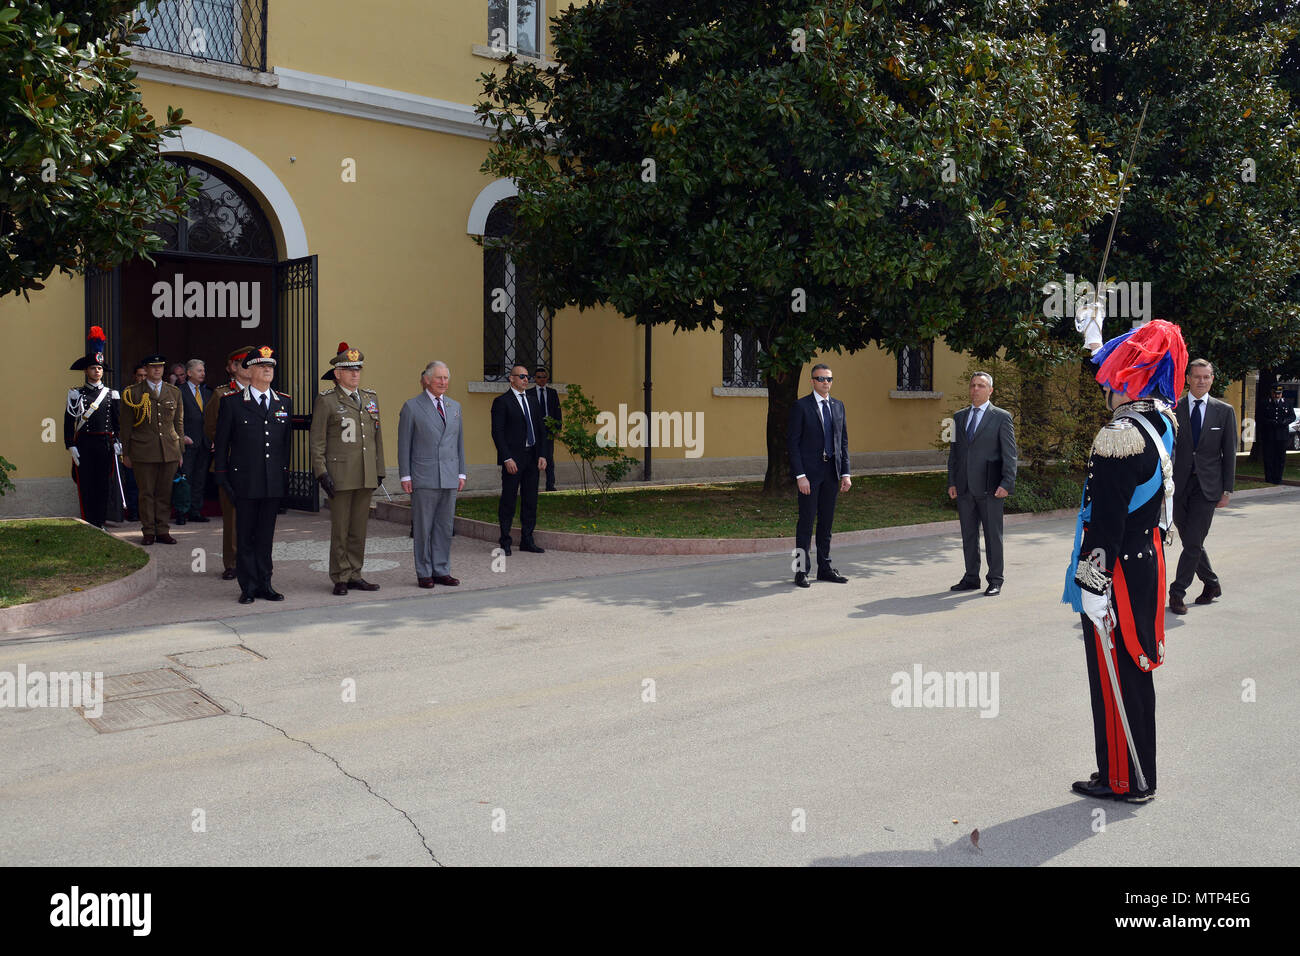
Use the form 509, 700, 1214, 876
1169, 595, 1188, 614
950, 579, 981, 591
816, 567, 848, 583
174, 516, 187, 526
347, 579, 380, 591
238, 592, 255, 605
984, 584, 1001, 596
255, 587, 284, 601
333, 582, 349, 596
794, 571, 810, 588
188, 513, 210, 523
519, 543, 545, 553
1071, 779, 1120, 800
1195, 582, 1222, 604
431, 575, 459, 586
499, 543, 512, 556
1123, 789, 1156, 804
222, 568, 238, 581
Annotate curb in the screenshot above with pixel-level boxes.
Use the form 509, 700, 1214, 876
0, 538, 157, 634
373, 483, 1299, 556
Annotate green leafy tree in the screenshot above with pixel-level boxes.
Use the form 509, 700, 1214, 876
477, 0, 1117, 492
1, 0, 196, 298
550, 383, 638, 515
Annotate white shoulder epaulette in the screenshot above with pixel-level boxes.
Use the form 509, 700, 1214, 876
320, 387, 333, 396
1092, 419, 1146, 458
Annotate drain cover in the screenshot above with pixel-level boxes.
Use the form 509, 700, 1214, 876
82, 668, 227, 734
166, 644, 265, 669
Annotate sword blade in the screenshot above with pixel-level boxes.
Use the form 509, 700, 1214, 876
1086, 607, 1150, 793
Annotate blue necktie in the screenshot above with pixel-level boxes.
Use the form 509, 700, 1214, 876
821, 399, 834, 458
966, 407, 981, 441
1192, 399, 1203, 448
521, 393, 536, 447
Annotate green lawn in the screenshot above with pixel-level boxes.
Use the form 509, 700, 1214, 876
1235, 453, 1300, 483
0, 519, 148, 608
458, 473, 971, 538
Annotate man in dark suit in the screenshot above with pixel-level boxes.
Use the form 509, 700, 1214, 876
1169, 358, 1237, 614
947, 372, 1018, 596
531, 366, 562, 491
399, 360, 467, 588
788, 363, 851, 587
214, 346, 293, 604
491, 365, 547, 555
177, 358, 212, 525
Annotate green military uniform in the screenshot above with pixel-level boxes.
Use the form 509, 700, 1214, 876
310, 344, 385, 591
119, 355, 184, 542
204, 346, 255, 577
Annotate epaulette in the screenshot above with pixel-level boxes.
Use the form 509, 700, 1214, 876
1091, 419, 1146, 458
359, 386, 376, 394
319, 387, 334, 396
275, 390, 291, 399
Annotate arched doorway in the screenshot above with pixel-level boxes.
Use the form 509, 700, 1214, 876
86, 156, 320, 510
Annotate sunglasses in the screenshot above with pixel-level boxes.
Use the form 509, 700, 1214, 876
812, 376, 833, 383
511, 373, 531, 380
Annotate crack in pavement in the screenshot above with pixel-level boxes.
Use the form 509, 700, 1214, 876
207, 617, 445, 867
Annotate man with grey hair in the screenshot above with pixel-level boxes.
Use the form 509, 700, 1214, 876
948, 371, 1017, 595
399, 361, 466, 589
177, 358, 211, 525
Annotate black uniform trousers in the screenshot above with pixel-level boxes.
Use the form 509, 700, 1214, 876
73, 435, 117, 528
796, 466, 840, 569
235, 497, 280, 593
1082, 613, 1157, 794
1261, 434, 1287, 484
498, 446, 540, 546
956, 492, 1004, 586
1170, 475, 1218, 600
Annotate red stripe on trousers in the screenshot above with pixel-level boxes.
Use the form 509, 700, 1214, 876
1092, 624, 1130, 794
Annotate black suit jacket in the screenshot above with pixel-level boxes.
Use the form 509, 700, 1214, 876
529, 385, 562, 457
947, 403, 1017, 496
214, 387, 293, 499
180, 382, 212, 445
1173, 394, 1236, 501
788, 393, 850, 483
491, 388, 545, 465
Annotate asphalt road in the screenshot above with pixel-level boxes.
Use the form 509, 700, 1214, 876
2, 489, 1296, 866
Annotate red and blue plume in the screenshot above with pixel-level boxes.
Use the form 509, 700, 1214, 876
87, 326, 106, 348
1091, 319, 1188, 403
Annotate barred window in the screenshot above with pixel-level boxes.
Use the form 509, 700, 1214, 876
132, 0, 267, 71
488, 0, 544, 57
722, 324, 763, 388
896, 342, 933, 391
483, 199, 551, 381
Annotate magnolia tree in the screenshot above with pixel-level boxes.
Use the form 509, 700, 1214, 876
478, 0, 1118, 490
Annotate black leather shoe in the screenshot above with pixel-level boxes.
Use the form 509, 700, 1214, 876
333, 582, 349, 596
1072, 779, 1120, 800
174, 515, 187, 526
950, 579, 981, 591
238, 592, 255, 605
347, 579, 380, 591
1169, 595, 1188, 614
1123, 789, 1156, 804
499, 543, 512, 556
222, 569, 238, 581
794, 571, 810, 588
255, 588, 284, 601
984, 584, 1001, 596
188, 513, 210, 523
816, 567, 848, 583
1195, 582, 1221, 605
519, 543, 545, 553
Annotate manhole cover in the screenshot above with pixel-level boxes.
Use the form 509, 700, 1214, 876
166, 645, 266, 669
102, 668, 196, 700
84, 688, 225, 734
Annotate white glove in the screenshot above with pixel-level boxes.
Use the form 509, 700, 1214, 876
113, 441, 122, 456
1081, 588, 1113, 635
69, 447, 81, 466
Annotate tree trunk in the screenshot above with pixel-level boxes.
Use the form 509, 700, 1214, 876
763, 368, 799, 495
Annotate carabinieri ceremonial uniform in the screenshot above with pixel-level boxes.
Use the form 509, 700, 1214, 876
1064, 319, 1187, 804
65, 327, 123, 528
310, 343, 385, 594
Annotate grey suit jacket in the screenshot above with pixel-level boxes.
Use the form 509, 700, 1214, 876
1173, 394, 1236, 501
947, 402, 1017, 496
398, 391, 466, 489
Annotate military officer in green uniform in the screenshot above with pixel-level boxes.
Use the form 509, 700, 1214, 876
311, 342, 386, 595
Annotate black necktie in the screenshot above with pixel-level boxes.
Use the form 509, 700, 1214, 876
821, 400, 834, 458
1192, 399, 1203, 448
521, 393, 536, 446
260, 393, 268, 412
967, 406, 981, 441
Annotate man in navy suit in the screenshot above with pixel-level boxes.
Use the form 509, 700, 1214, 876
788, 363, 852, 587
177, 358, 212, 524
491, 365, 548, 555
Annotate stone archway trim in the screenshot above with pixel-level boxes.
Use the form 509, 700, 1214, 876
466, 178, 519, 236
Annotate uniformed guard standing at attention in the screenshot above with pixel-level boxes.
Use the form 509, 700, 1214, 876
214, 346, 293, 604
311, 343, 385, 595
119, 354, 184, 545
205, 345, 255, 580
64, 327, 123, 528
1063, 319, 1187, 805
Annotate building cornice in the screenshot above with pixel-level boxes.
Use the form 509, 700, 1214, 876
129, 57, 491, 140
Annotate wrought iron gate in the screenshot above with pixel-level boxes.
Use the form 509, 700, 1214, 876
84, 267, 122, 386
273, 255, 319, 512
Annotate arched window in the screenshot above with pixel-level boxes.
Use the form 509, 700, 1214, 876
482, 199, 551, 381
152, 158, 276, 260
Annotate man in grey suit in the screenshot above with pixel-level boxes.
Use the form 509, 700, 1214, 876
1169, 358, 1236, 614
398, 361, 467, 589
178, 358, 212, 524
947, 371, 1018, 595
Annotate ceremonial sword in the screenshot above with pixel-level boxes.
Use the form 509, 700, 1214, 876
1085, 598, 1150, 794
